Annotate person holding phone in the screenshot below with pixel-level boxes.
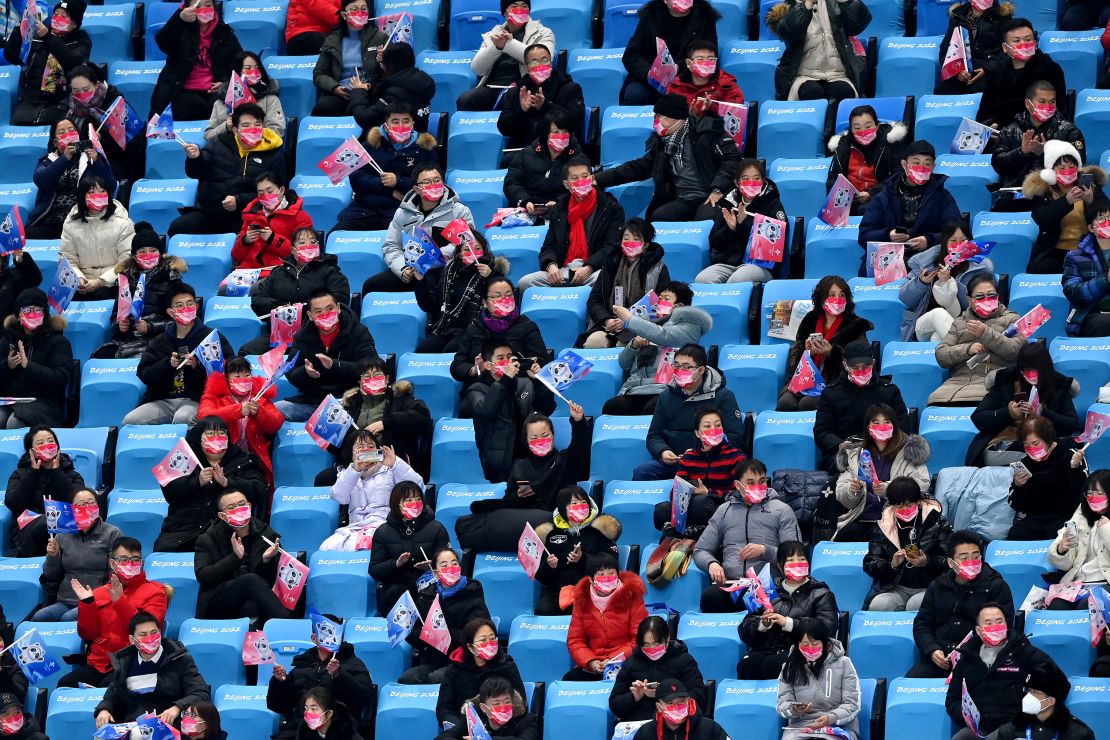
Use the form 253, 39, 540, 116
504, 109, 585, 224
27, 116, 116, 240
1025, 140, 1108, 274
1045, 470, 1110, 613
2, 0, 90, 125
449, 277, 548, 384
609, 616, 706, 723
4, 426, 85, 558
1008, 415, 1088, 540
776, 619, 861, 740
231, 171, 315, 274
367, 481, 449, 614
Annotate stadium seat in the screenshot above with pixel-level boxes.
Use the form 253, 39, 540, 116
880, 342, 943, 411
834, 97, 910, 132
878, 36, 942, 99
258, 618, 312, 673
485, 225, 547, 286
473, 552, 539, 638
1075, 89, 1110, 161
1049, 337, 1110, 412
429, 418, 485, 485
446, 170, 508, 228
213, 684, 280, 740
508, 615, 573, 684
913, 94, 982, 153
166, 233, 236, 297
143, 552, 198, 639
607, 181, 654, 219
918, 407, 977, 475
1007, 273, 1068, 341
106, 488, 168, 554
567, 49, 627, 111
272, 422, 332, 488
811, 541, 870, 614
531, 0, 592, 49
360, 293, 425, 356
114, 424, 187, 489
306, 550, 375, 618
22, 240, 59, 287
1064, 677, 1110, 738
325, 230, 387, 289
759, 278, 819, 344
143, 1, 179, 62
45, 688, 105, 739
435, 483, 504, 546
915, 0, 949, 36
849, 277, 905, 346
395, 352, 460, 420
202, 296, 261, 352
346, 617, 412, 686
447, 111, 506, 171
224, 0, 287, 56
418, 52, 477, 113
602, 0, 642, 48
713, 680, 782, 738
270, 487, 340, 555
375, 682, 440, 740
717, 343, 788, 414
753, 411, 817, 475
295, 116, 361, 176
804, 216, 862, 279
0, 126, 48, 183
692, 282, 754, 349
263, 55, 318, 120
984, 539, 1051, 607
861, 0, 905, 39
600, 106, 653, 168
555, 346, 622, 418
849, 610, 918, 679
590, 415, 653, 481
180, 618, 250, 688
757, 99, 828, 163
380, 0, 439, 52
520, 285, 590, 352
146, 121, 205, 180
448, 0, 501, 51
108, 61, 164, 118
54, 426, 109, 490
653, 221, 712, 283
602, 480, 669, 546
885, 678, 954, 739
14, 622, 80, 691
641, 543, 709, 613
0, 183, 35, 215
289, 176, 353, 229
934, 154, 995, 217
676, 612, 746, 682
970, 211, 1037, 278
720, 41, 784, 105
129, 179, 199, 235
1041, 31, 1104, 93
62, 300, 113, 361
544, 680, 615, 740
0, 67, 18, 124
770, 158, 832, 221
1027, 609, 1093, 677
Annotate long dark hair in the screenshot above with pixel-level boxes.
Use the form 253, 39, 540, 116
76, 176, 116, 221
936, 219, 974, 276
1079, 470, 1110, 527
862, 403, 906, 459
1015, 340, 1063, 405
812, 276, 854, 316
182, 700, 223, 736
781, 617, 832, 686
232, 51, 273, 89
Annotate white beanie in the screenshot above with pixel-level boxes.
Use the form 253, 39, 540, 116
1040, 140, 1083, 186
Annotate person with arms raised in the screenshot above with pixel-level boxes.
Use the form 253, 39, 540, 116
348, 43, 435, 132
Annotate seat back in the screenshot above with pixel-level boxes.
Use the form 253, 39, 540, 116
753, 411, 817, 475
179, 617, 250, 687
717, 344, 788, 414
306, 551, 375, 618
589, 415, 653, 481
713, 679, 783, 737
849, 610, 918, 679
918, 407, 978, 475
811, 540, 870, 614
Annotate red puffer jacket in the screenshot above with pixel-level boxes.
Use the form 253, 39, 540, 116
286, 0, 343, 41
566, 571, 648, 669
197, 373, 284, 488
232, 191, 314, 270
76, 573, 169, 674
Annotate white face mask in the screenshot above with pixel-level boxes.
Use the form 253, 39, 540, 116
1021, 692, 1046, 715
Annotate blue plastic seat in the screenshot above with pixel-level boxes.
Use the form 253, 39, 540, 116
1050, 337, 1110, 412
325, 230, 386, 289
270, 487, 340, 555
473, 552, 538, 637
692, 282, 754, 349
378, 0, 439, 52
486, 225, 547, 286
759, 278, 819, 344
676, 612, 746, 682
213, 684, 280, 740
108, 61, 164, 117
607, 181, 654, 219
508, 615, 573, 684
289, 176, 353, 230
448, 111, 506, 171
849, 277, 905, 346
720, 41, 783, 105
804, 216, 862, 279
757, 99, 829, 163
114, 424, 188, 488
984, 540, 1050, 606
531, 0, 591, 50
1075, 88, 1110, 160
295, 116, 361, 177
419, 51, 477, 113
934, 154, 995, 217
654, 221, 712, 283
602, 480, 669, 546
129, 179, 199, 235
180, 618, 249, 687
914, 94, 982, 153
600, 106, 653, 168
520, 285, 590, 352
106, 489, 168, 554
544, 680, 615, 740
14, 621, 80, 691
717, 344, 787, 414
167, 233, 236, 297
82, 4, 136, 62
1008, 273, 1068, 340
360, 293, 425, 356
143, 552, 197, 639
395, 352, 460, 420
143, 2, 179, 62
22, 240, 59, 287
849, 610, 918, 679
0, 67, 19, 124
272, 422, 332, 488
429, 418, 485, 485
811, 540, 870, 614
641, 543, 709, 613
146, 120, 205, 180
589, 415, 653, 480
861, 0, 905, 39
770, 158, 832, 221
915, 0, 949, 37
446, 170, 507, 228
567, 49, 627, 111
880, 342, 943, 411
1027, 609, 1092, 677
971, 211, 1037, 278
918, 407, 977, 475
45, 688, 106, 739
224, 0, 287, 56
346, 617, 412, 686
449, 3, 502, 51
0, 126, 49, 183
1064, 678, 1110, 738
555, 346, 622, 418
53, 426, 110, 489
306, 550, 375, 617
1041, 31, 1103, 92
62, 300, 113, 361
834, 97, 910, 132
375, 682, 440, 740
435, 483, 505, 545
262, 55, 317, 120
602, 2, 641, 48
202, 298, 258, 353
258, 618, 313, 674
713, 680, 782, 738
0, 184, 35, 215
885, 678, 953, 739
753, 411, 817, 475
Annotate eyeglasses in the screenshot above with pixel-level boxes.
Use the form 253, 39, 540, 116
527, 58, 551, 67
672, 363, 699, 372
416, 178, 443, 186
690, 55, 717, 62
487, 292, 513, 301
112, 556, 142, 565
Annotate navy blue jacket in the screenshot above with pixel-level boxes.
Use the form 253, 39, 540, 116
857, 172, 961, 251
336, 127, 438, 227
28, 152, 117, 226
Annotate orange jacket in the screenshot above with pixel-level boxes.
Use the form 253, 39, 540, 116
197, 373, 284, 488
566, 571, 648, 669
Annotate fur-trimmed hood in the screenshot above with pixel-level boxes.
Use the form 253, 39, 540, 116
1022, 164, 1108, 198
462, 689, 529, 720
827, 121, 908, 153
835, 433, 931, 472
950, 0, 1013, 16
366, 127, 437, 151
572, 570, 646, 606
3, 313, 66, 333
114, 254, 187, 275
765, 1, 790, 27
535, 500, 622, 542
667, 304, 714, 334
340, 379, 415, 405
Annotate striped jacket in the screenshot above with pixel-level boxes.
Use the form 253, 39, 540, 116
1062, 233, 1110, 335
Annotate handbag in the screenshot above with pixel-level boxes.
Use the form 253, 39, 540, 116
811, 482, 847, 543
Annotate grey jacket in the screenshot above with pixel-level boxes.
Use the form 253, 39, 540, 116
617, 306, 713, 395
382, 187, 475, 277
776, 639, 861, 739
40, 518, 121, 606
897, 246, 994, 341
693, 491, 801, 579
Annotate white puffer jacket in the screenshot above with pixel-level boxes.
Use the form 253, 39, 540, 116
59, 200, 136, 284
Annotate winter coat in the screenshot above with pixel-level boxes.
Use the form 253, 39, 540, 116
337, 128, 438, 226
149, 11, 242, 117
59, 201, 135, 285
197, 373, 283, 486
194, 516, 281, 616
436, 690, 538, 740
785, 309, 872, 388
472, 20, 556, 85
857, 172, 962, 250
995, 710, 1095, 740
566, 572, 649, 669
41, 518, 121, 606
834, 435, 931, 531
1063, 233, 1110, 335
692, 491, 802, 579
205, 78, 286, 141
622, 0, 721, 87
610, 640, 707, 722
293, 708, 364, 740
367, 509, 450, 614
136, 321, 234, 404
1023, 165, 1109, 275
1049, 507, 1110, 583
449, 313, 547, 382
96, 639, 210, 722
927, 303, 1024, 405
381, 187, 475, 278
898, 245, 993, 340
330, 456, 424, 531
503, 134, 586, 208
76, 571, 169, 674
978, 50, 1066, 127
813, 374, 910, 469
777, 640, 861, 738
0, 311, 72, 426
583, 242, 671, 338
535, 506, 621, 594
435, 649, 527, 730
267, 642, 372, 739
462, 372, 556, 483
647, 367, 743, 461
1008, 437, 1087, 539
250, 253, 350, 318
414, 255, 511, 341
497, 68, 586, 149
498, 415, 590, 513
184, 128, 286, 218
946, 631, 1056, 735
666, 68, 745, 111
410, 579, 491, 669
937, 1, 1013, 71
863, 500, 952, 604
740, 577, 840, 653
0, 255, 41, 324
232, 191, 314, 270
708, 182, 788, 270
633, 712, 729, 740
339, 380, 432, 469
286, 0, 341, 40
4, 452, 84, 557
765, 0, 871, 100
617, 306, 713, 395
286, 303, 378, 405
594, 117, 740, 218
28, 149, 116, 228
826, 122, 908, 193
111, 254, 188, 357
313, 25, 386, 95
536, 190, 625, 273
913, 563, 1015, 658
968, 367, 1080, 465
3, 26, 90, 106
991, 111, 1086, 188
771, 469, 830, 538
349, 66, 436, 131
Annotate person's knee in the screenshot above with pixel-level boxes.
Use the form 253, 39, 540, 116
583, 332, 611, 349
172, 403, 198, 426
868, 592, 903, 612
906, 591, 925, 611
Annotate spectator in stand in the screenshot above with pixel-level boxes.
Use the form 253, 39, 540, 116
693, 458, 803, 613
171, 103, 286, 237
776, 619, 862, 740
697, 159, 788, 285
435, 675, 539, 740
504, 109, 586, 220
349, 43, 435, 131
0, 288, 74, 429
449, 276, 547, 383
154, 416, 268, 552
0, 693, 46, 740
64, 66, 136, 181
0, 249, 39, 328
778, 278, 873, 412
333, 102, 438, 232
285, 0, 342, 56
995, 665, 1095, 740
2, 0, 90, 125
178, 701, 226, 740
1046, 470, 1110, 611
290, 687, 362, 739
232, 172, 314, 274
4, 425, 84, 557
666, 39, 744, 117
620, 0, 721, 106
1063, 199, 1110, 337
60, 176, 135, 301
978, 18, 1066, 127
1024, 141, 1107, 275
631, 678, 728, 740
414, 234, 508, 354
0, 666, 25, 709
35, 487, 120, 622
147, 0, 243, 121
967, 341, 1080, 466
1062, 0, 1110, 29
497, 44, 584, 151
765, 0, 870, 103
27, 117, 116, 240
94, 611, 210, 728
908, 529, 1015, 678
863, 479, 953, 611
1009, 416, 1088, 540
310, 0, 385, 117
436, 617, 527, 732
367, 481, 449, 614
991, 81, 1085, 189
927, 274, 1024, 406
738, 542, 839, 680
122, 282, 235, 426
814, 342, 910, 475
535, 486, 620, 615
826, 108, 908, 216
61, 536, 168, 689
610, 616, 707, 723
460, 0, 555, 111
206, 52, 286, 142
935, 0, 1014, 95
595, 94, 739, 223
565, 552, 649, 680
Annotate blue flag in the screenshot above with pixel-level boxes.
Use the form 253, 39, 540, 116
535, 350, 593, 395
402, 226, 444, 277
146, 103, 176, 139
93, 723, 136, 738
950, 117, 993, 155
787, 350, 826, 398
602, 654, 625, 681
305, 395, 353, 451
130, 273, 146, 321
18, 0, 38, 65
224, 268, 262, 297
464, 702, 494, 740
43, 499, 78, 535
389, 12, 413, 44
386, 590, 419, 648
136, 713, 179, 740
626, 291, 659, 323
741, 563, 780, 613
857, 449, 875, 484
10, 630, 60, 684
308, 607, 344, 652
191, 330, 224, 375
46, 255, 79, 314
121, 99, 144, 142
670, 476, 694, 535
0, 207, 26, 256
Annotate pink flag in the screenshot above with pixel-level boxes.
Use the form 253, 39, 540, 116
819, 174, 857, 227
787, 350, 825, 396
419, 595, 452, 654
16, 510, 40, 529
1047, 580, 1085, 605
1089, 586, 1109, 647
87, 124, 108, 163
101, 97, 128, 150
224, 71, 257, 111
872, 242, 907, 286
647, 37, 678, 94
747, 213, 787, 263
441, 218, 476, 247
151, 438, 201, 486
716, 101, 748, 150
1029, 386, 1041, 416
272, 550, 309, 609
116, 273, 132, 325
242, 630, 275, 665
317, 136, 373, 184
745, 566, 773, 610
1076, 411, 1110, 446
654, 347, 676, 385
354, 526, 374, 551
269, 305, 302, 347
1014, 303, 1051, 339
517, 522, 544, 580
941, 26, 970, 80
259, 343, 288, 379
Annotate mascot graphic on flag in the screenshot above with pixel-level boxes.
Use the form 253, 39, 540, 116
315, 618, 340, 647
334, 148, 362, 169
403, 239, 426, 264
547, 361, 574, 387
164, 448, 195, 476
43, 506, 60, 534
756, 217, 782, 246
277, 559, 305, 594
325, 403, 348, 426
874, 247, 898, 273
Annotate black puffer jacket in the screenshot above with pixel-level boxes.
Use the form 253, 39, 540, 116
968, 366, 1080, 465
584, 242, 671, 339
5, 452, 85, 557
349, 66, 436, 131
3, 26, 91, 106
497, 67, 585, 149
136, 321, 234, 404
770, 469, 830, 541
500, 414, 590, 510
184, 128, 286, 217
462, 372, 556, 483
995, 707, 1096, 740
863, 500, 953, 605
708, 182, 788, 267
0, 310, 72, 426
785, 310, 872, 388
504, 134, 586, 208
535, 504, 620, 593
96, 639, 209, 722
825, 122, 909, 199
765, 0, 870, 99
415, 255, 511, 341
368, 508, 450, 613
111, 254, 188, 357
338, 380, 431, 472
610, 640, 707, 722
292, 704, 364, 740
449, 312, 548, 382
0, 254, 42, 322
991, 111, 1086, 188
913, 563, 1015, 658
937, 1, 1014, 71
286, 303, 378, 405
410, 579, 491, 669
536, 190, 625, 273
0, 715, 46, 740
250, 253, 351, 317
194, 515, 280, 617
436, 649, 528, 730
622, 0, 720, 87
148, 10, 242, 117
813, 373, 908, 473
632, 711, 730, 740
1022, 165, 1108, 275
739, 577, 840, 652
946, 631, 1055, 735
267, 642, 372, 739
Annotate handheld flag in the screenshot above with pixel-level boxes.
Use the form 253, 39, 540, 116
627, 291, 659, 323
135, 713, 181, 740
255, 349, 299, 400
464, 702, 494, 740
1029, 385, 1041, 416
741, 564, 777, 613
242, 630, 275, 665
944, 240, 996, 268
716, 100, 748, 150
116, 273, 132, 325
787, 350, 826, 397
1009, 303, 1052, 339
100, 96, 143, 149
43, 499, 78, 534
18, 0, 38, 65
191, 330, 225, 375
47, 255, 79, 313
387, 12, 413, 43
305, 395, 354, 450
1076, 410, 1110, 446
857, 449, 878, 485
318, 136, 374, 184
0, 206, 26, 256
401, 225, 445, 276
386, 590, 420, 648
376, 12, 414, 38
270, 303, 303, 347
941, 27, 971, 81
647, 37, 678, 93
223, 268, 262, 297
960, 678, 981, 737
308, 607, 344, 652
94, 724, 137, 739
259, 343, 289, 379
87, 123, 109, 165
602, 655, 625, 681
1046, 580, 1086, 605
441, 218, 477, 248
224, 70, 257, 111
273, 550, 309, 609
535, 350, 593, 398
872, 242, 907, 286
819, 174, 857, 227
1089, 585, 1110, 646
517, 522, 545, 580
747, 213, 787, 263
654, 346, 676, 385
16, 510, 40, 530
485, 207, 532, 229
950, 117, 993, 155
146, 103, 176, 140
130, 273, 146, 321
151, 438, 202, 486
671, 476, 694, 535
10, 630, 60, 685
419, 595, 452, 654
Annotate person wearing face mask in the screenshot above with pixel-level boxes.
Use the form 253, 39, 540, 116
435, 675, 538, 740
347, 42, 435, 131
64, 65, 138, 181
435, 618, 528, 732
928, 274, 1025, 406
310, 0, 386, 117
620, 0, 721, 106
449, 277, 548, 383
504, 109, 585, 223
609, 617, 706, 723
1045, 470, 1110, 610
232, 172, 314, 274
1063, 199, 1110, 337
461, 0, 555, 111
206, 52, 286, 142
367, 482, 449, 613
992, 81, 1085, 190
2, 0, 90, 126
776, 619, 860, 740
34, 487, 121, 622
248, 229, 350, 331
293, 687, 363, 740
1024, 140, 1108, 275
59, 175, 135, 301
665, 39, 744, 118
935, 0, 1014, 95
62, 537, 168, 690
862, 478, 953, 611
908, 530, 1015, 679
534, 486, 621, 615
0, 289, 75, 429
595, 95, 740, 224
1008, 416, 1087, 540
693, 459, 803, 613
977, 18, 1066, 128
94, 611, 210, 728
0, 694, 45, 740
825, 107, 908, 215
4, 425, 85, 557
994, 664, 1094, 740
947, 603, 1058, 740
0, 249, 41, 332
632, 678, 728, 740
27, 115, 115, 240
178, 701, 226, 740
765, 0, 871, 103
496, 44, 585, 152
565, 553, 649, 681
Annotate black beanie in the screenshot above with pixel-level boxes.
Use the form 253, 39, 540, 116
57, 0, 86, 26
15, 288, 48, 314
131, 222, 163, 255
500, 0, 527, 14
1024, 664, 1071, 702
653, 93, 689, 121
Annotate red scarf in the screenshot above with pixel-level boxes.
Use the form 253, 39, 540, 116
812, 313, 842, 367
565, 189, 597, 266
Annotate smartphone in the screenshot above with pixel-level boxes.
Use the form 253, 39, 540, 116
1010, 460, 1031, 478
1080, 174, 1094, 189
1066, 521, 1078, 541
357, 449, 384, 463
644, 682, 659, 688
515, 480, 534, 497
893, 227, 910, 235
354, 66, 365, 81
1014, 392, 1029, 403
904, 543, 921, 557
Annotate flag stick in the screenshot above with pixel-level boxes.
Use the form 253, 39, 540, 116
0, 630, 34, 657
261, 535, 292, 557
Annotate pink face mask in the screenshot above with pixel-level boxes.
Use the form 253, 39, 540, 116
528, 437, 554, 457
567, 502, 590, 523
258, 191, 282, 211
346, 9, 369, 28
568, 178, 593, 197
50, 14, 72, 32
973, 297, 999, 317
473, 639, 499, 660
690, 60, 716, 77
180, 715, 201, 734
656, 300, 674, 317
906, 165, 933, 185
195, 6, 216, 23
548, 132, 570, 153
492, 359, 512, 378
894, 504, 920, 522
296, 244, 320, 262
225, 505, 252, 528
19, 307, 44, 331
869, 423, 894, 442
1088, 494, 1108, 513
1021, 370, 1039, 386
388, 498, 420, 523
670, 0, 693, 11
135, 633, 161, 655
621, 240, 645, 258
86, 192, 109, 211
742, 484, 768, 504
74, 503, 99, 531
739, 180, 763, 199
1025, 442, 1048, 461
798, 644, 824, 662
593, 574, 620, 594
116, 561, 143, 579
420, 183, 445, 201
1011, 41, 1036, 61
642, 643, 667, 661
529, 64, 552, 84
848, 366, 874, 386
507, 8, 530, 24
673, 369, 697, 387
1030, 103, 1056, 123
135, 252, 161, 270
35, 443, 59, 462
202, 434, 228, 454
955, 558, 982, 580
970, 0, 992, 10
653, 118, 670, 136
0, 713, 24, 734
783, 561, 809, 580
437, 565, 462, 586
486, 703, 514, 727
980, 623, 1008, 646
1096, 220, 1110, 239
702, 428, 724, 447
57, 129, 80, 147
386, 123, 413, 143
229, 377, 253, 396
303, 711, 325, 730
238, 126, 264, 148
72, 88, 95, 105
1056, 167, 1078, 187
490, 296, 516, 317
853, 128, 878, 145
242, 68, 262, 85
823, 297, 846, 316
361, 376, 387, 395
314, 310, 340, 332
662, 703, 690, 724
172, 305, 197, 325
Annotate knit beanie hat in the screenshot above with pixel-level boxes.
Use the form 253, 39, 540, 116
1040, 140, 1083, 186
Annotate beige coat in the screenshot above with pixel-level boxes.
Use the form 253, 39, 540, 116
926, 304, 1024, 405
834, 434, 932, 533
470, 20, 555, 84
59, 201, 135, 285
1048, 508, 1110, 583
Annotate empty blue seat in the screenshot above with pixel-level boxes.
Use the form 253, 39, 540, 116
202, 297, 259, 352
934, 154, 995, 216
984, 539, 1050, 606
544, 680, 615, 740
166, 233, 236, 297
811, 540, 870, 614
1042, 31, 1104, 92
147, 120, 205, 180
881, 342, 944, 411
129, 179, 199, 235
654, 221, 712, 283
607, 181, 654, 219
971, 211, 1037, 278
720, 41, 783, 105
1064, 678, 1110, 738
713, 680, 782, 738
0, 558, 46, 629
106, 489, 168, 554
641, 543, 709, 613
676, 611, 746, 682
600, 106, 653, 168
419, 52, 477, 113
849, 610, 918, 679
360, 293, 425, 356
770, 158, 832, 221
0, 184, 35, 215
885, 678, 953, 739
54, 426, 110, 490
143, 552, 197, 639
849, 277, 906, 346
919, 407, 977, 475
556, 346, 622, 418
717, 343, 788, 414
759, 278, 819, 344
508, 615, 573, 684
272, 422, 332, 488
295, 116, 361, 177
446, 170, 507, 228
62, 300, 113, 360
1008, 273, 1068, 341
531, 0, 591, 50
260, 618, 313, 673
306, 551, 375, 617
376, 682, 440, 740
448, 111, 506, 171
115, 424, 187, 488
834, 96, 909, 132
346, 617, 412, 686
429, 418, 485, 485
83, 4, 136, 61
589, 415, 653, 480
1075, 89, 1110, 160
567, 49, 627, 111
289, 176, 353, 230
804, 216, 862, 279
473, 552, 539, 637
449, 3, 502, 52
520, 285, 590, 352
753, 411, 817, 475
22, 240, 58, 287
602, 2, 641, 48
14, 622, 80, 691
1027, 609, 1093, 677
603, 480, 669, 546
0, 67, 19, 124
224, 0, 287, 55
108, 61, 164, 118
914, 94, 982, 153
263, 56, 317, 120
325, 230, 386, 289
692, 282, 754, 349
270, 487, 340, 555
0, 126, 48, 183
1050, 337, 1110, 412
45, 688, 105, 739
395, 352, 460, 419
213, 684, 280, 740
757, 99, 828, 163
180, 618, 250, 687
486, 225, 547, 286
143, 2, 179, 62
915, 0, 949, 36
861, 0, 905, 38
435, 482, 504, 544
